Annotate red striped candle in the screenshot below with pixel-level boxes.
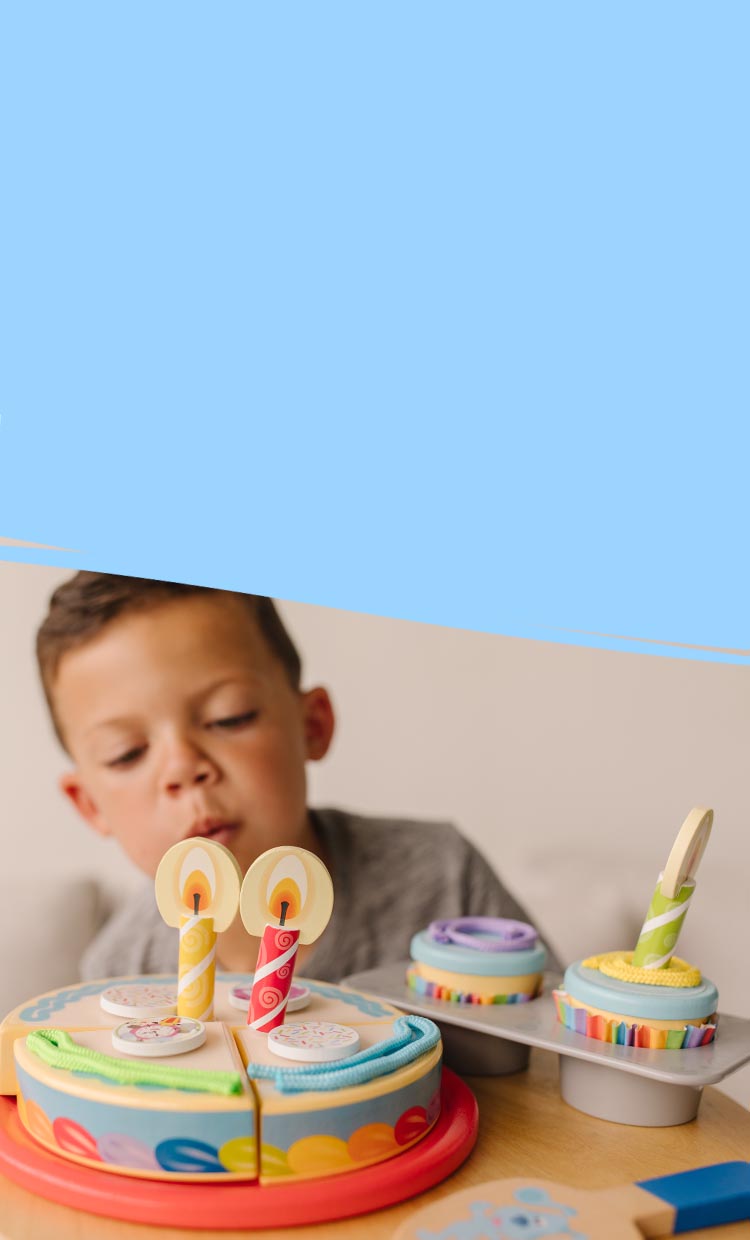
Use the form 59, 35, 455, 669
248, 924, 301, 1031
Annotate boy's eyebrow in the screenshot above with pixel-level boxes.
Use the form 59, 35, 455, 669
83, 714, 141, 738
199, 674, 268, 694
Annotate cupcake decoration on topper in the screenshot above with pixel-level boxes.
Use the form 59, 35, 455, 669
631, 806, 713, 970
240, 846, 333, 1031
155, 838, 242, 1021
554, 807, 718, 1050
407, 915, 547, 1005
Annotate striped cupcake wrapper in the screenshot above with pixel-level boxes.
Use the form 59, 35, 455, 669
552, 989, 717, 1050
407, 967, 540, 1006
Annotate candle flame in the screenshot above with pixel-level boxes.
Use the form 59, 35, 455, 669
179, 846, 216, 914
266, 854, 308, 922
183, 871, 212, 913
269, 880, 301, 922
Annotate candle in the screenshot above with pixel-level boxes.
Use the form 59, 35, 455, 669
239, 846, 333, 1031
631, 874, 695, 969
249, 923, 301, 1030
631, 807, 713, 970
155, 838, 242, 1020
178, 908, 216, 1020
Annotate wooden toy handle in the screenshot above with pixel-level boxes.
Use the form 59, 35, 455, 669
638, 1161, 750, 1233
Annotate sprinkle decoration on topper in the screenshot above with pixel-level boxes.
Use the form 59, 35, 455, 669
155, 838, 242, 1020
100, 984, 178, 1020
632, 808, 713, 971
267, 1020, 360, 1063
239, 847, 334, 1032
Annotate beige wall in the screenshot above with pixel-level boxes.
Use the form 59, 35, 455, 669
2, 559, 747, 897
1, 559, 748, 1096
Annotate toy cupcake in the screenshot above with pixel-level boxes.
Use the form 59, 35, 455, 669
554, 808, 718, 1049
407, 916, 546, 1006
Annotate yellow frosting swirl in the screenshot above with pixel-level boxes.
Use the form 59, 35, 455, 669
582, 950, 701, 988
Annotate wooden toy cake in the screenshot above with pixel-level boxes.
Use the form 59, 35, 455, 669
0, 842, 443, 1186
407, 916, 546, 1006
554, 809, 718, 1050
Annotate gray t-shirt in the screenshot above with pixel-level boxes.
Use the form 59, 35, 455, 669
80, 808, 560, 981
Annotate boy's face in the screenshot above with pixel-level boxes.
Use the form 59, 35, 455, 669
54, 594, 334, 878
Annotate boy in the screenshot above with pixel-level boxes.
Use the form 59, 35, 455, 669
36, 572, 557, 981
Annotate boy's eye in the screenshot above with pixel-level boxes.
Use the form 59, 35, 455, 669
210, 710, 259, 730
107, 745, 147, 768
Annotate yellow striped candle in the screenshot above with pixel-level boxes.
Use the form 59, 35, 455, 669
178, 912, 217, 1020
155, 838, 242, 1024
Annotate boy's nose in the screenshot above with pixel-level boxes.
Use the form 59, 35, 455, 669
162, 743, 218, 795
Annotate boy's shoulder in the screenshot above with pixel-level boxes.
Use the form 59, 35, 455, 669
312, 806, 493, 899
314, 806, 475, 866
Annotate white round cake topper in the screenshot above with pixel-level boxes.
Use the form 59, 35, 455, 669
660, 807, 713, 899
155, 837, 242, 930
239, 846, 333, 944
228, 982, 311, 1013
100, 984, 177, 1020
112, 1016, 206, 1058
267, 1021, 360, 1063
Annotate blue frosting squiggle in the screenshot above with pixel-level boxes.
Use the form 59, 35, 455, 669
303, 980, 392, 1018
19, 976, 180, 1021
21, 983, 113, 1022
18, 973, 391, 1022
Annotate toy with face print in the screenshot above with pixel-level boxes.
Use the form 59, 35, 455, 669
397, 1169, 750, 1240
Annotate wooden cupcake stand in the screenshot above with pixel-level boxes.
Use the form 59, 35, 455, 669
356, 808, 750, 1129
346, 964, 750, 1127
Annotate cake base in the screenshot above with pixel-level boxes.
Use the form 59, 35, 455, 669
0, 1069, 477, 1228
2, 975, 443, 1183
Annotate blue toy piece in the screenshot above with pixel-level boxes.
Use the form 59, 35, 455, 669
415, 1187, 588, 1240
639, 1161, 750, 1232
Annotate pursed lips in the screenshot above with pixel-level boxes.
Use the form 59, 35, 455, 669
186, 818, 240, 844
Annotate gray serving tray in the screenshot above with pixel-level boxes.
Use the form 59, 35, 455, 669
345, 962, 750, 1128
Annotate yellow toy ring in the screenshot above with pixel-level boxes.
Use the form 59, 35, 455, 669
582, 951, 701, 988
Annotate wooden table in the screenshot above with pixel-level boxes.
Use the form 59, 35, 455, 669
1, 1051, 748, 1239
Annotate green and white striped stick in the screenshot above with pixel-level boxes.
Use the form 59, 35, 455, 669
632, 874, 695, 969
632, 808, 713, 971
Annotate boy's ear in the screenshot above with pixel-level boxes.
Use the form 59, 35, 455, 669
59, 771, 112, 839
301, 687, 335, 761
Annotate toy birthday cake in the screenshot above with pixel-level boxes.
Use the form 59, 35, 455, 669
0, 842, 443, 1184
554, 809, 718, 1050
407, 916, 546, 1006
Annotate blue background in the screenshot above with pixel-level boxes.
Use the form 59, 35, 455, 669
1, 3, 748, 662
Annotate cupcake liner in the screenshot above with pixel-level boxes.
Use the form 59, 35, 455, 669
407, 967, 540, 1006
553, 989, 717, 1050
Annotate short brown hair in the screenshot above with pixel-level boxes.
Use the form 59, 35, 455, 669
36, 572, 302, 748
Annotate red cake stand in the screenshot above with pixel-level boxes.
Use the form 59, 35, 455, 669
0, 1069, 477, 1229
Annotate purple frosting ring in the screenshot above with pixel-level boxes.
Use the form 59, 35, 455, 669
426, 917, 537, 953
